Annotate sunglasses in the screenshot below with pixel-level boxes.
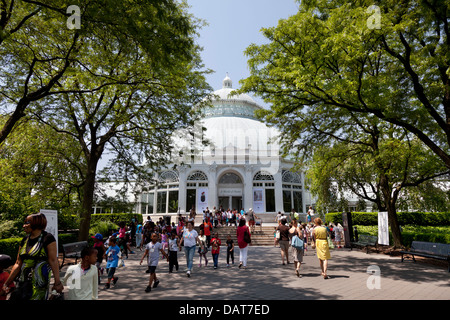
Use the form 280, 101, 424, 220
23, 221, 31, 225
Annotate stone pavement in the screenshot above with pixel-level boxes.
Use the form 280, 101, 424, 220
60, 243, 449, 301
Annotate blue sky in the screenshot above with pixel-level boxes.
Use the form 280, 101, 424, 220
187, 0, 299, 105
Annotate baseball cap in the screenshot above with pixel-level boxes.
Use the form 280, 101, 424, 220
91, 233, 103, 240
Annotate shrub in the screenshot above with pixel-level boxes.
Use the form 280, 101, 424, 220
325, 212, 450, 226
90, 213, 143, 225
0, 237, 21, 259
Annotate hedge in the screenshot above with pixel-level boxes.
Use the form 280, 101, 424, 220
90, 213, 143, 225
0, 233, 86, 260
325, 212, 450, 226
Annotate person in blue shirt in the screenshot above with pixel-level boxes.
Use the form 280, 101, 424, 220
103, 237, 120, 289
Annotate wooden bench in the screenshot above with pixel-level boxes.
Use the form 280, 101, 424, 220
400, 241, 450, 272
60, 241, 88, 268
351, 235, 378, 253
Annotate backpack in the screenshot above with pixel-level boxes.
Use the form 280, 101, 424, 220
291, 235, 304, 250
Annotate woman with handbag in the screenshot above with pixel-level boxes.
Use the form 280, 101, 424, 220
312, 218, 331, 279
3, 213, 63, 300
236, 218, 251, 269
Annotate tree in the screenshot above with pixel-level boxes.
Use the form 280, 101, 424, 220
31, 1, 212, 241
1, 0, 203, 145
0, 116, 85, 222
239, 0, 450, 168
306, 125, 449, 247
239, 0, 450, 246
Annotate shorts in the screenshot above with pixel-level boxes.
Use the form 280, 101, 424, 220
279, 240, 289, 252
148, 265, 157, 274
107, 267, 116, 279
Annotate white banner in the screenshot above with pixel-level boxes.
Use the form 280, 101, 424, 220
252, 188, 264, 213
40, 209, 58, 257
378, 211, 389, 246
197, 188, 208, 213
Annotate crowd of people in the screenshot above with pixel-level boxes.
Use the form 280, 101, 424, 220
0, 209, 343, 300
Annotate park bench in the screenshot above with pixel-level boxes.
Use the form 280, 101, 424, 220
60, 241, 88, 268
400, 241, 450, 272
351, 234, 378, 254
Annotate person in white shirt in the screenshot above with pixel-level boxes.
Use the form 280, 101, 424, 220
63, 247, 98, 300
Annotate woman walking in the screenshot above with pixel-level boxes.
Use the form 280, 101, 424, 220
180, 220, 199, 277
288, 219, 304, 277
312, 218, 331, 279
276, 218, 290, 265
236, 218, 251, 269
4, 213, 63, 300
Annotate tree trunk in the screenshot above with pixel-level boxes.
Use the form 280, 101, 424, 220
78, 157, 98, 241
386, 199, 403, 248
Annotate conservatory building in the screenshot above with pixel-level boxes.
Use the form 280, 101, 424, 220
137, 75, 313, 222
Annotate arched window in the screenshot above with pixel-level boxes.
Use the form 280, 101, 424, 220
158, 170, 179, 183
187, 170, 208, 181
219, 172, 242, 184
253, 171, 274, 181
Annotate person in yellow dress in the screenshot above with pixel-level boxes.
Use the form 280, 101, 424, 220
312, 218, 331, 279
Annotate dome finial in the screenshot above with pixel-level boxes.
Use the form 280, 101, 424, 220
223, 73, 232, 88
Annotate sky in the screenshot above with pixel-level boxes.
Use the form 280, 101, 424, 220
186, 0, 300, 106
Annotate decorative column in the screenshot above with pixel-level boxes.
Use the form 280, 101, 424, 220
208, 164, 218, 209
178, 165, 187, 215
244, 164, 253, 210
274, 169, 284, 213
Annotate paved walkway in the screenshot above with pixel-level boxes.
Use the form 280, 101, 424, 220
60, 244, 449, 301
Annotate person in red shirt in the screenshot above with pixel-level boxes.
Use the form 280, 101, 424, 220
202, 218, 213, 249
236, 218, 251, 269
210, 232, 222, 269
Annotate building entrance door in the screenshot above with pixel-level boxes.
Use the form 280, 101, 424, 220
232, 196, 242, 211
218, 197, 229, 210
218, 196, 243, 210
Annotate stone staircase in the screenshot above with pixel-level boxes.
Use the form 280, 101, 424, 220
195, 225, 276, 246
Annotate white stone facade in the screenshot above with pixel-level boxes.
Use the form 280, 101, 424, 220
137, 75, 313, 222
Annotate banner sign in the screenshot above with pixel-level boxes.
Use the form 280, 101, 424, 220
197, 188, 208, 213
252, 188, 264, 213
378, 211, 389, 246
40, 209, 58, 257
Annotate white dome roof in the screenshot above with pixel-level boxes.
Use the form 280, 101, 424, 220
170, 74, 282, 173
203, 74, 261, 119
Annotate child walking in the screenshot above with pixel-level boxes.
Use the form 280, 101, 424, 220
0, 254, 15, 300
225, 234, 234, 267
211, 232, 221, 269
63, 247, 99, 300
103, 237, 120, 289
140, 233, 169, 293
91, 233, 106, 284
168, 230, 180, 273
198, 229, 208, 267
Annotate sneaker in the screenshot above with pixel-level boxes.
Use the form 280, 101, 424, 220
145, 286, 151, 292
153, 280, 160, 288
186, 270, 191, 277
104, 283, 110, 290
214, 266, 217, 269
113, 277, 119, 286
226, 264, 229, 267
